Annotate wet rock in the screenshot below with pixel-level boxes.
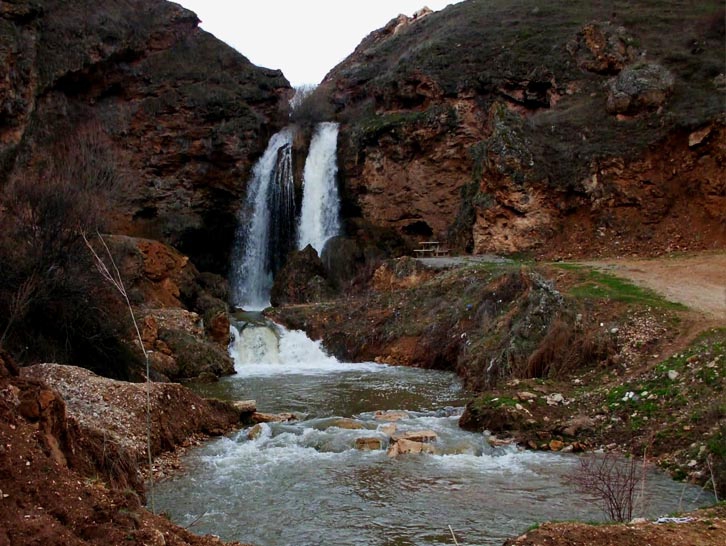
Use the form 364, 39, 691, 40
392, 430, 438, 443
270, 245, 333, 306
549, 439, 564, 451
233, 400, 257, 413
379, 423, 398, 436
327, 418, 365, 430
374, 410, 410, 422
195, 372, 218, 383
488, 435, 515, 447
320, 236, 365, 289
252, 412, 297, 424
247, 424, 264, 440
387, 438, 437, 457
355, 437, 383, 451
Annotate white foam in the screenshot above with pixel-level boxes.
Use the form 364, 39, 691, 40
230, 323, 385, 377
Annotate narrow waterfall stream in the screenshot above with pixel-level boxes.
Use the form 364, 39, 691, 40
230, 129, 295, 310
297, 122, 341, 253
155, 130, 714, 545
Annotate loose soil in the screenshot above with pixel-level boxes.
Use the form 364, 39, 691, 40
581, 253, 726, 321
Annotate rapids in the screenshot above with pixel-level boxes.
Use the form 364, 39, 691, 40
154, 320, 714, 546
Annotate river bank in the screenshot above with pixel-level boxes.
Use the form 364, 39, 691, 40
268, 253, 726, 499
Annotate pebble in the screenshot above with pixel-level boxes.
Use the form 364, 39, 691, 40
667, 370, 679, 380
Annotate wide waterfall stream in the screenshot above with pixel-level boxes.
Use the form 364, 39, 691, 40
154, 319, 712, 546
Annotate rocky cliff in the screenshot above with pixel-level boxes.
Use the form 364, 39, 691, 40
319, 0, 725, 258
0, 0, 291, 273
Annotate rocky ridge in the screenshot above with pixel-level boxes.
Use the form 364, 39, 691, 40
0, 0, 291, 274
316, 0, 725, 258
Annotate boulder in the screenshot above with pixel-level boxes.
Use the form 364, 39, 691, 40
327, 418, 365, 430
561, 415, 596, 437
157, 328, 234, 380
270, 245, 333, 306
247, 424, 264, 440
233, 400, 257, 413
387, 438, 437, 457
252, 412, 297, 424
392, 430, 438, 443
374, 410, 410, 422
355, 437, 383, 451
606, 63, 675, 115
320, 236, 365, 289
568, 22, 639, 75
379, 423, 398, 436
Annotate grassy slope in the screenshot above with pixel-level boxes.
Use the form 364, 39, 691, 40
328, 0, 724, 187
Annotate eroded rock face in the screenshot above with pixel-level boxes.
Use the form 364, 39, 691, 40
0, 0, 291, 274
320, 1, 725, 258
270, 245, 333, 306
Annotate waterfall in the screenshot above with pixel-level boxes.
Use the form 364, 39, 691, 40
230, 128, 295, 309
297, 122, 341, 254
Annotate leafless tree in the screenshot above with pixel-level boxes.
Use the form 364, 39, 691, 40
569, 452, 643, 522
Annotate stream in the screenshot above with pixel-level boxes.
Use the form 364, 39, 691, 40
154, 319, 714, 546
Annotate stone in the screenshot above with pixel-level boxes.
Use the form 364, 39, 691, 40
488, 436, 515, 447
517, 391, 538, 402
545, 393, 565, 406
688, 126, 712, 148
379, 424, 398, 436
252, 412, 297, 424
668, 370, 679, 380
391, 430, 438, 443
549, 440, 564, 451
387, 438, 436, 458
327, 418, 365, 430
247, 424, 264, 441
233, 400, 257, 413
270, 245, 333, 306
355, 437, 383, 451
374, 410, 410, 422
606, 63, 675, 115
561, 415, 596, 437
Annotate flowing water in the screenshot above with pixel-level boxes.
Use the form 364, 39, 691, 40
230, 129, 296, 309
154, 320, 713, 546
297, 122, 341, 254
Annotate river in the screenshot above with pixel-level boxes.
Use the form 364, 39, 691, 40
154, 319, 713, 546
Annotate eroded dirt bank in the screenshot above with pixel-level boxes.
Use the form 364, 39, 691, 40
0, 354, 251, 546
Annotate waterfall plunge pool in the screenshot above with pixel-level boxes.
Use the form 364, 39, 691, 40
154, 322, 714, 546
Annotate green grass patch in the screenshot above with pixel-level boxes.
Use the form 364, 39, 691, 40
562, 267, 687, 310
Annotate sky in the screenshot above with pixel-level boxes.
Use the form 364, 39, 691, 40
175, 0, 464, 87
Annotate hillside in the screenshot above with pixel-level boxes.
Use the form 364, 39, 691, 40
1, 0, 291, 273
317, 0, 725, 258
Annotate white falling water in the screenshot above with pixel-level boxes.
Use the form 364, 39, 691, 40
230, 128, 294, 309
229, 322, 375, 376
297, 122, 341, 254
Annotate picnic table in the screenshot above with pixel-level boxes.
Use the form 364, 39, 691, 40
413, 241, 449, 257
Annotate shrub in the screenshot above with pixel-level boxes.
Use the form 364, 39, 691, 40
0, 123, 141, 378
568, 452, 645, 522
289, 84, 335, 126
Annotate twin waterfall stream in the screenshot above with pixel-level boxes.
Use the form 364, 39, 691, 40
154, 125, 711, 545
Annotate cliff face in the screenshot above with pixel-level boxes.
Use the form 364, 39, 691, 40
321, 0, 725, 257
0, 0, 291, 273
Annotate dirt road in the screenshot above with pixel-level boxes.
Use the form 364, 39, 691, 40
582, 252, 726, 321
